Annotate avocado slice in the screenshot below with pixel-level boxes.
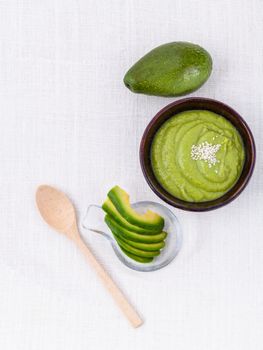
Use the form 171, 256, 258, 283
105, 214, 167, 243
112, 229, 165, 251
113, 233, 160, 258
102, 198, 161, 235
108, 186, 164, 231
124, 42, 212, 97
119, 247, 153, 263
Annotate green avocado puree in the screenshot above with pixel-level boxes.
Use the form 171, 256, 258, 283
151, 110, 245, 202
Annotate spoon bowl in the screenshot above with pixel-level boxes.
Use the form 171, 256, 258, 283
36, 185, 78, 236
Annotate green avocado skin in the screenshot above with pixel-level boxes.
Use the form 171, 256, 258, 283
112, 233, 161, 258
124, 42, 212, 97
102, 198, 159, 235
104, 214, 167, 243
108, 186, 164, 232
119, 247, 153, 263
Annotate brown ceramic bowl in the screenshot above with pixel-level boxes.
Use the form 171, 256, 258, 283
140, 97, 256, 211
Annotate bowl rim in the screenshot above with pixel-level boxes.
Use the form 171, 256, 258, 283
140, 97, 256, 212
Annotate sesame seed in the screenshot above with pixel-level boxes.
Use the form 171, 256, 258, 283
191, 141, 221, 167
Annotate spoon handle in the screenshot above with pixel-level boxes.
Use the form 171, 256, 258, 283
75, 236, 143, 328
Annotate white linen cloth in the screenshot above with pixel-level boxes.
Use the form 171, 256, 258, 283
0, 0, 262, 349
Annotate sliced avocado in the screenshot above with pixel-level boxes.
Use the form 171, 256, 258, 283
113, 233, 160, 258
119, 247, 153, 263
113, 229, 165, 251
102, 198, 160, 235
105, 215, 167, 243
108, 186, 164, 231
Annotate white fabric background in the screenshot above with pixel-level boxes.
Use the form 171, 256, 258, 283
0, 0, 262, 349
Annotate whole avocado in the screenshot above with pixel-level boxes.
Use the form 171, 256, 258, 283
123, 42, 212, 97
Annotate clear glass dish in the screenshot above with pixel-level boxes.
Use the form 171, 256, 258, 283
81, 201, 182, 272
81, 201, 183, 272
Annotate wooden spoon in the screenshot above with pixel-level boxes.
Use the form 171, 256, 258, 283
36, 185, 143, 328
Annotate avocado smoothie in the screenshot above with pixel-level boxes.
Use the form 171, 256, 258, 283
151, 110, 245, 202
